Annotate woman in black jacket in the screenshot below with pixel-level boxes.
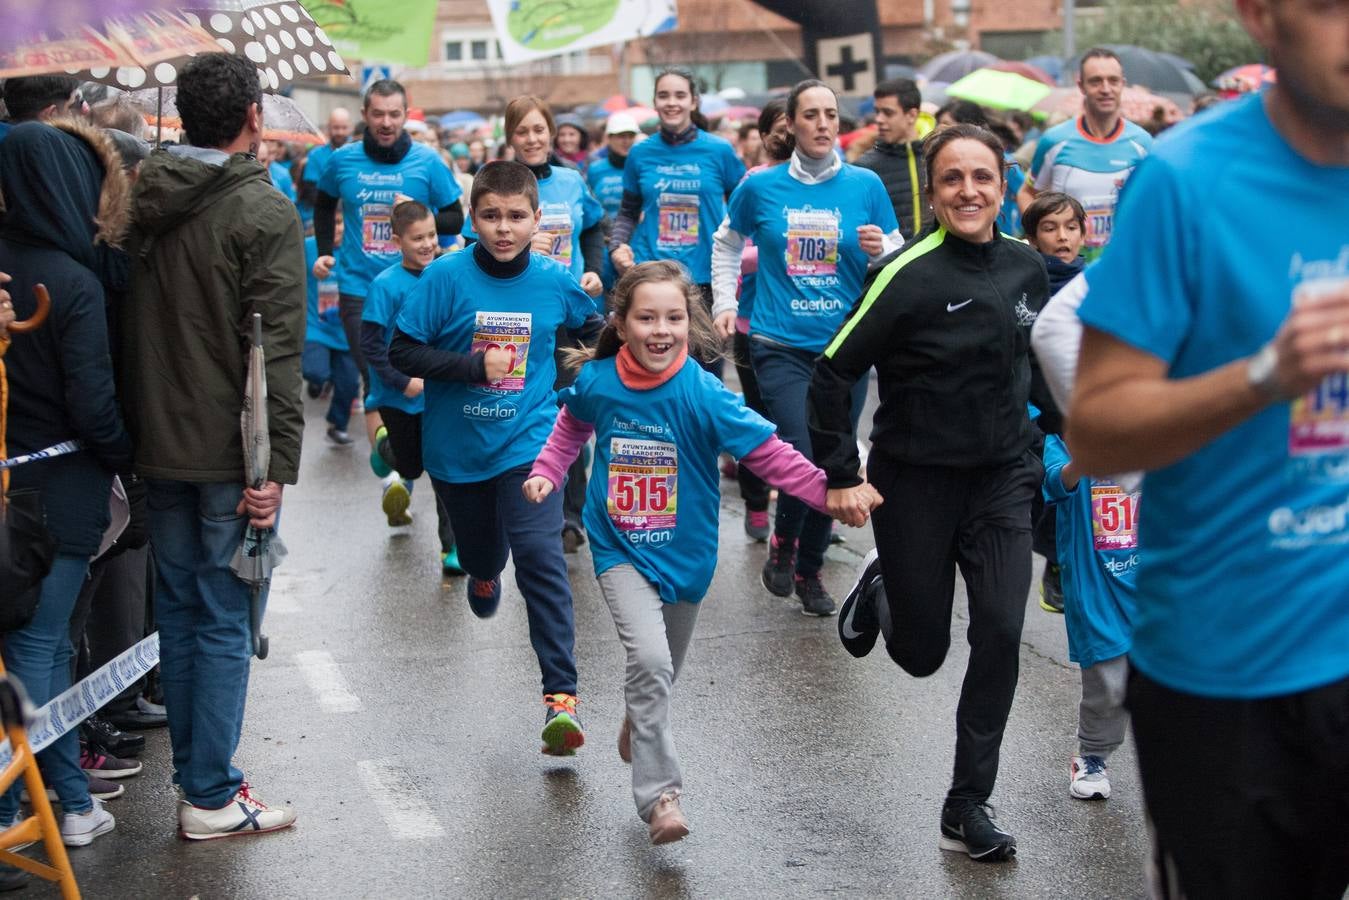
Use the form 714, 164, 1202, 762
807, 124, 1049, 864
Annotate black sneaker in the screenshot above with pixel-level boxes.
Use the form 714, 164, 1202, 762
326, 426, 354, 446
761, 536, 796, 597
81, 715, 145, 758
939, 799, 1017, 862
561, 526, 586, 554
1039, 562, 1064, 613
795, 573, 837, 617
838, 548, 883, 657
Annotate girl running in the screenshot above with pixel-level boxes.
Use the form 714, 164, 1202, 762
523, 260, 879, 844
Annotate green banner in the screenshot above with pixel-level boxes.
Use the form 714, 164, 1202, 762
300, 0, 438, 67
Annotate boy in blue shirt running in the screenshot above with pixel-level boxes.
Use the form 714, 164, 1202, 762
389, 161, 604, 755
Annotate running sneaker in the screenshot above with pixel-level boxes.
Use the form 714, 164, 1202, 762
382, 479, 412, 528
441, 546, 465, 577
1039, 562, 1064, 613
466, 576, 501, 619
561, 526, 586, 554
1069, 755, 1111, 800
25, 774, 123, 803
305, 381, 322, 399
325, 425, 354, 446
60, 798, 114, 848
369, 426, 394, 478
939, 799, 1017, 862
178, 783, 297, 840
761, 535, 797, 597
80, 744, 142, 780
541, 693, 585, 756
795, 573, 837, 617
648, 790, 689, 845
744, 507, 770, 542
617, 716, 632, 764
838, 548, 883, 657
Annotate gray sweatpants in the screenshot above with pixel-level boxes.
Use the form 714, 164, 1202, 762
1079, 654, 1130, 758
596, 565, 700, 822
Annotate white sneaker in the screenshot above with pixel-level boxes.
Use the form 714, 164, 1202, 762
178, 783, 296, 840
1069, 755, 1111, 800
61, 798, 115, 847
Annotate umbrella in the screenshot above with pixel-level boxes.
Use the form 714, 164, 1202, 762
699, 94, 729, 117
1, 0, 175, 42
600, 93, 635, 112
1213, 63, 1275, 94
718, 105, 761, 122
129, 87, 325, 142
229, 313, 285, 660
919, 49, 1000, 85
986, 60, 1056, 87
438, 109, 487, 131
947, 68, 1053, 111
625, 105, 658, 126
1065, 45, 1205, 95
1033, 85, 1184, 125
0, 11, 220, 80
1024, 54, 1066, 83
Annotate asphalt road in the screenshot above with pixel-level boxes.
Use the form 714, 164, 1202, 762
35, 388, 1150, 899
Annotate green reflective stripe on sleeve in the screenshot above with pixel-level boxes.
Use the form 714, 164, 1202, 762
822, 227, 947, 359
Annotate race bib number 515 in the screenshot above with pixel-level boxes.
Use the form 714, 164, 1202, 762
608, 437, 678, 531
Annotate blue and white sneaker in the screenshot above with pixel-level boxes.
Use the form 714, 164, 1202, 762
178, 783, 296, 841
1069, 755, 1111, 800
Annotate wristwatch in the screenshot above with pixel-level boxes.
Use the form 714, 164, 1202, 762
1246, 343, 1283, 400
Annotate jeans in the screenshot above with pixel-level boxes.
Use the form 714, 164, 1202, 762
147, 480, 266, 809
302, 341, 360, 431
432, 466, 577, 696
732, 331, 769, 511
751, 339, 867, 576
0, 554, 93, 819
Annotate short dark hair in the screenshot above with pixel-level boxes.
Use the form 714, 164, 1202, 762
470, 160, 538, 211
874, 78, 921, 112
1022, 191, 1086, 237
787, 79, 836, 120
923, 124, 1006, 194
363, 79, 407, 109
757, 98, 787, 137
935, 100, 988, 127
2, 75, 80, 122
392, 199, 434, 236
1078, 47, 1123, 81
176, 54, 261, 150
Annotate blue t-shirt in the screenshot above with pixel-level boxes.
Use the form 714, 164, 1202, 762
362, 263, 425, 416
536, 166, 604, 284
1030, 116, 1152, 261
727, 163, 897, 353
561, 356, 775, 602
623, 131, 746, 283
304, 237, 346, 351
302, 142, 335, 186
998, 152, 1025, 238
1043, 435, 1137, 669
269, 161, 297, 204
318, 141, 459, 298
1076, 94, 1349, 698
587, 155, 626, 291
395, 251, 594, 482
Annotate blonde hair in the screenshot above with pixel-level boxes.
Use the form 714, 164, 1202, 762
564, 260, 726, 371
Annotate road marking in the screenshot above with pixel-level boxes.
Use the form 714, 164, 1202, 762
267, 570, 324, 614
294, 650, 363, 713
356, 759, 447, 839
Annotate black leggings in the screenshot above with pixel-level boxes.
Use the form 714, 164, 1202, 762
378, 406, 456, 553
867, 448, 1041, 802
339, 293, 368, 396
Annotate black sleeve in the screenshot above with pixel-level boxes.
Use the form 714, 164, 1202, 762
435, 200, 464, 237
567, 313, 607, 348
580, 217, 607, 275
297, 179, 318, 208
62, 282, 134, 474
314, 191, 338, 257
360, 321, 411, 394
609, 190, 642, 249
388, 326, 487, 383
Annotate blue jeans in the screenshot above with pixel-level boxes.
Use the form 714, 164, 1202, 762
751, 339, 867, 577
147, 480, 267, 809
432, 466, 577, 696
0, 554, 93, 819
302, 341, 359, 431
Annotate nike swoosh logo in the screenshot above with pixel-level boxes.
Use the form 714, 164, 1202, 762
946, 299, 973, 312
841, 594, 865, 639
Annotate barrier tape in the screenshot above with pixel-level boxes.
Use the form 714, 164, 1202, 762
0, 440, 83, 470
0, 633, 159, 769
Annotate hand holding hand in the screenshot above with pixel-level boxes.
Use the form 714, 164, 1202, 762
237, 481, 284, 529
483, 346, 513, 382
857, 225, 884, 257
521, 476, 555, 503
312, 255, 335, 280
580, 272, 603, 297
403, 377, 424, 399
713, 310, 737, 339
826, 482, 883, 527
610, 244, 634, 273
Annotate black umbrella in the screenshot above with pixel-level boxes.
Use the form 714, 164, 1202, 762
918, 50, 1001, 85
1065, 45, 1206, 95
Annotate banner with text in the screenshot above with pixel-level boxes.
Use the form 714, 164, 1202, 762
301, 0, 439, 67
487, 0, 676, 64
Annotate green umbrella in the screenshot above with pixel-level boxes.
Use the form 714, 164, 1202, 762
946, 68, 1053, 111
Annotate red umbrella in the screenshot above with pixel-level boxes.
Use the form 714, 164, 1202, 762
1213, 64, 1275, 95
987, 60, 1056, 87
1034, 85, 1184, 125
625, 105, 658, 125
601, 93, 635, 112
719, 105, 761, 121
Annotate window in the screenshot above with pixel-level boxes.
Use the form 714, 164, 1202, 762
471, 40, 489, 61
444, 41, 462, 62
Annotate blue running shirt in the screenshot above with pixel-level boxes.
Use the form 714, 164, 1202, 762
318, 141, 460, 298
727, 163, 897, 353
560, 356, 775, 602
1030, 117, 1151, 261
304, 237, 346, 351
622, 131, 745, 283
1077, 94, 1349, 698
588, 156, 625, 290
536, 166, 604, 284
362, 263, 425, 416
395, 251, 595, 483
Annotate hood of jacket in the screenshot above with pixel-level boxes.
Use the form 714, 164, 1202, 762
0, 118, 129, 270
130, 145, 269, 238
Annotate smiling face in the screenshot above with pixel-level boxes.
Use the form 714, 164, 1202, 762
511, 109, 552, 167
1029, 204, 1084, 263
928, 137, 1004, 244
791, 86, 839, 159
470, 191, 541, 261
395, 213, 438, 272
654, 73, 696, 132
617, 280, 690, 375
555, 125, 583, 155
363, 91, 407, 148
1078, 55, 1125, 122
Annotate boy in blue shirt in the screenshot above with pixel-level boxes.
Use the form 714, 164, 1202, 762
389, 161, 604, 755
302, 217, 359, 445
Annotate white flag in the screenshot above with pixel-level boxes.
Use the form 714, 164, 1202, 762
487, 0, 676, 64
